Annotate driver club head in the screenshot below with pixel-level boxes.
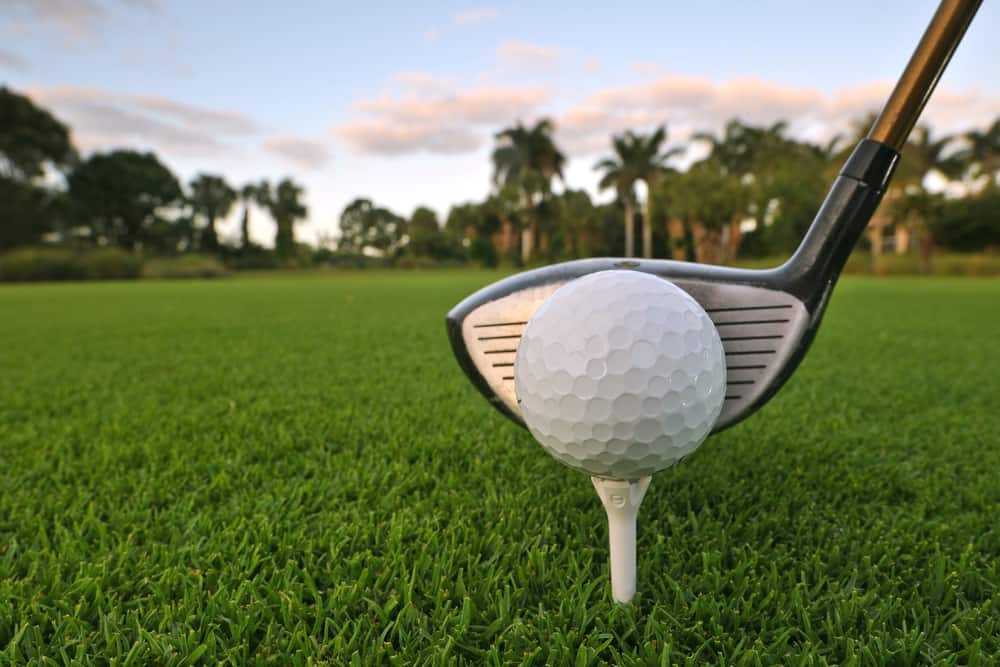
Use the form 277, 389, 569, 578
447, 140, 899, 433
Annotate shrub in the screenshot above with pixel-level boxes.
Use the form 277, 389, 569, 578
142, 254, 227, 279
85, 247, 143, 279
0, 246, 141, 282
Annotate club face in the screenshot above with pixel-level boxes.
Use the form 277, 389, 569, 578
447, 258, 814, 434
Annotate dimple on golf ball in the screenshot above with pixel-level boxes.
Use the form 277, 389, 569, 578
514, 270, 726, 479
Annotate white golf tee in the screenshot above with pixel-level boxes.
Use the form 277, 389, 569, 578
591, 475, 651, 604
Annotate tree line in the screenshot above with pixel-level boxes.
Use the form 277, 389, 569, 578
3, 85, 999, 271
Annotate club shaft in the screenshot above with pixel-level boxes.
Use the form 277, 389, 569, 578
868, 0, 982, 150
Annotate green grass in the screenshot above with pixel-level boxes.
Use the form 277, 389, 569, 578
2, 273, 999, 665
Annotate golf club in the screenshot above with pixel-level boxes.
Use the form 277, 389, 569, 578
447, 0, 981, 434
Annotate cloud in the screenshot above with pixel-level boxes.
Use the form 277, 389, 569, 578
133, 96, 260, 134
559, 74, 1000, 158
336, 81, 548, 155
454, 8, 498, 24
335, 122, 482, 156
355, 86, 546, 124
497, 41, 561, 69
121, 0, 159, 9
0, 0, 156, 42
28, 85, 259, 157
583, 57, 602, 74
388, 71, 456, 95
263, 136, 332, 170
0, 49, 29, 71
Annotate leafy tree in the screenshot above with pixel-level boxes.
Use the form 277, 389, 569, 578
263, 178, 307, 260
407, 206, 441, 258
189, 174, 236, 252
553, 189, 598, 259
339, 198, 405, 258
958, 117, 1000, 189
664, 159, 749, 264
0, 179, 61, 250
595, 127, 680, 258
928, 188, 1000, 251
0, 87, 76, 182
68, 150, 183, 252
0, 87, 77, 250
491, 119, 565, 263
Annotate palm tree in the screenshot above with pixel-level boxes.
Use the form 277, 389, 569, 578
890, 126, 961, 268
491, 119, 565, 263
595, 127, 682, 259
237, 180, 269, 251
188, 174, 236, 252
595, 135, 639, 257
958, 117, 1000, 190
265, 178, 307, 261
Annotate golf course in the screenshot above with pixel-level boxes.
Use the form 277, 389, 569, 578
2, 272, 998, 664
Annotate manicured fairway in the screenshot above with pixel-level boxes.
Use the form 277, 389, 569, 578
1, 273, 999, 665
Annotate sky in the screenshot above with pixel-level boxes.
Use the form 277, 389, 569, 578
1, 0, 998, 247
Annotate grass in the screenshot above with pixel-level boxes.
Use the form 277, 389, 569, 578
1, 273, 999, 665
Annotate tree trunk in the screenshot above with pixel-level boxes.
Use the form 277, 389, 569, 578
693, 223, 722, 265
499, 216, 514, 261
867, 222, 885, 274
728, 215, 743, 263
577, 228, 589, 258
667, 219, 686, 260
203, 216, 218, 251
521, 192, 535, 264
642, 192, 652, 259
241, 207, 251, 249
624, 197, 635, 257
538, 228, 550, 259
894, 222, 910, 254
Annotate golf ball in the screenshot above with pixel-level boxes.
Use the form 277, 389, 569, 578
515, 270, 726, 479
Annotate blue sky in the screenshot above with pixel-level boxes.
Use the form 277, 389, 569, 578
2, 0, 997, 246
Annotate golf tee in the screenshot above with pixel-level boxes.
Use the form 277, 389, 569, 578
591, 476, 651, 604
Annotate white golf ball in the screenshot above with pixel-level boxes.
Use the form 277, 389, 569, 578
515, 270, 727, 479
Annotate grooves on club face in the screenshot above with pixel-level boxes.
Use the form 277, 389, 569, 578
447, 139, 899, 434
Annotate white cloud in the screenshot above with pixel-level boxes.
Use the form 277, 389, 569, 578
454, 8, 498, 24
557, 75, 1000, 158
336, 79, 548, 156
497, 41, 561, 69
0, 49, 29, 71
0, 0, 157, 43
335, 122, 482, 155
28, 85, 260, 157
262, 136, 332, 170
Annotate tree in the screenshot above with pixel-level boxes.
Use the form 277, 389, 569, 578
68, 150, 183, 252
664, 159, 749, 265
695, 119, 829, 260
958, 117, 1000, 190
405, 205, 463, 260
595, 134, 639, 257
189, 174, 236, 252
237, 181, 269, 251
891, 126, 962, 268
407, 206, 440, 258
491, 119, 565, 263
0, 87, 76, 182
338, 198, 406, 258
0, 87, 77, 250
928, 188, 1000, 251
554, 189, 598, 258
263, 178, 307, 260
595, 127, 680, 258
